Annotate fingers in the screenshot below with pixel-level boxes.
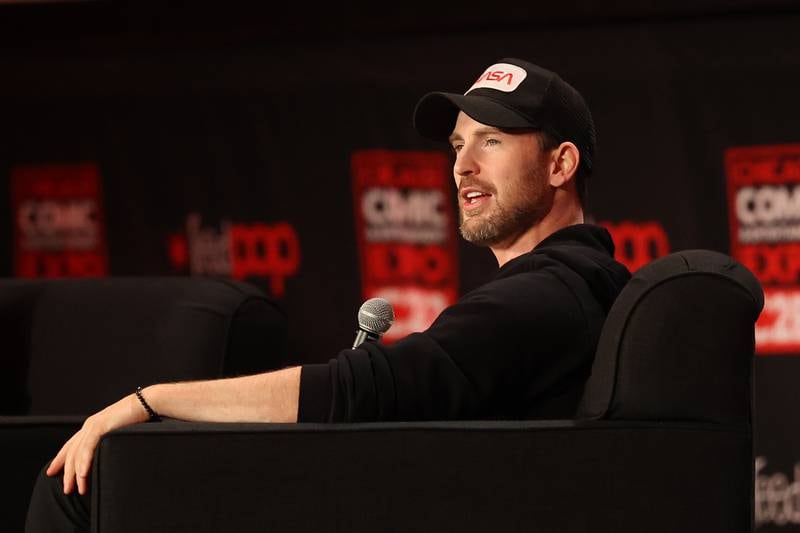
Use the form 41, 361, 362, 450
62, 438, 77, 494
53, 417, 100, 494
47, 430, 81, 476
67, 419, 96, 495
49, 398, 138, 494
74, 430, 100, 495
76, 471, 89, 496
47, 432, 79, 476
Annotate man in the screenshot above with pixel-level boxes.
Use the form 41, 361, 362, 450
26, 57, 631, 531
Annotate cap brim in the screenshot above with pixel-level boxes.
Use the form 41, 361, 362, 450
413, 92, 537, 142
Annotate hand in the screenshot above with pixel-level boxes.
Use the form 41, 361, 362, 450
47, 392, 150, 495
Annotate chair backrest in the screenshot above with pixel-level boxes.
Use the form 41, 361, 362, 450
0, 277, 288, 416
577, 250, 764, 425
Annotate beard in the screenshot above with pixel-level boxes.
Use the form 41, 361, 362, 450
458, 163, 552, 247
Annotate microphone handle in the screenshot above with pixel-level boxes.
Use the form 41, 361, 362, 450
352, 329, 381, 349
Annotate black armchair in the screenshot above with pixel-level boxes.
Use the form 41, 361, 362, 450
2, 276, 287, 532
90, 250, 763, 533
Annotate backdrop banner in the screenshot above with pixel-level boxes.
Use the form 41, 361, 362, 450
2, 11, 800, 529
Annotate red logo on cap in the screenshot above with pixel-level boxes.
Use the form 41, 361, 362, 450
475, 71, 514, 85
467, 63, 527, 94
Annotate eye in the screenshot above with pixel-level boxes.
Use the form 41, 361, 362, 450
485, 138, 500, 147
451, 143, 464, 154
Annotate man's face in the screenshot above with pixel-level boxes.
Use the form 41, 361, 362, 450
448, 112, 553, 247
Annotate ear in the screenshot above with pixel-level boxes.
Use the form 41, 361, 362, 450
548, 142, 580, 188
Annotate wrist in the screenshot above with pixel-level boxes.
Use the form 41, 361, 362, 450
134, 385, 162, 422
143, 384, 165, 415
129, 392, 150, 423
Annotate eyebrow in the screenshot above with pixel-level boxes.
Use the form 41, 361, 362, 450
448, 126, 503, 144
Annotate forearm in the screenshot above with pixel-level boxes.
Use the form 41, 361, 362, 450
142, 366, 301, 423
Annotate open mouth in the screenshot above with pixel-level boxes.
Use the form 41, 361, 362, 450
462, 189, 492, 210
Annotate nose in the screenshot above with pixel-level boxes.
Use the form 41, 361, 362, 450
453, 145, 478, 183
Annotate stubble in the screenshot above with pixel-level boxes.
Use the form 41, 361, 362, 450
458, 161, 551, 247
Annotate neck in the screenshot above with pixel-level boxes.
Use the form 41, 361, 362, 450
490, 195, 584, 268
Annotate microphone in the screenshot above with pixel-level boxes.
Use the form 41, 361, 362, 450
352, 297, 395, 349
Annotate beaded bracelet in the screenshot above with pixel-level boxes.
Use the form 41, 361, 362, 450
135, 386, 161, 422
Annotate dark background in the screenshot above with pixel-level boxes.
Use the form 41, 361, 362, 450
2, 2, 800, 529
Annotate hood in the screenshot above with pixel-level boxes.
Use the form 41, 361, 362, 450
495, 223, 632, 312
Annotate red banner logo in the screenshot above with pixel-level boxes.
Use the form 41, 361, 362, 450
11, 163, 108, 278
352, 150, 458, 342
725, 144, 800, 354
168, 213, 300, 298
600, 220, 670, 273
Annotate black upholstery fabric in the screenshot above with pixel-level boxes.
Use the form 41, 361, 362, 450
577, 250, 763, 424
223, 292, 290, 377
0, 281, 44, 415
93, 419, 752, 533
0, 277, 288, 416
2, 276, 287, 533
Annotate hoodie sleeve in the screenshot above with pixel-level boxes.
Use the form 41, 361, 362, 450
298, 267, 590, 423
298, 332, 477, 422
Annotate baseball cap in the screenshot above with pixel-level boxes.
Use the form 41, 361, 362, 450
413, 58, 596, 175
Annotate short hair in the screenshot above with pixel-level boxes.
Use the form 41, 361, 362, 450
537, 129, 590, 209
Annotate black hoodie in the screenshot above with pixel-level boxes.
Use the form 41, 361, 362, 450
298, 223, 631, 422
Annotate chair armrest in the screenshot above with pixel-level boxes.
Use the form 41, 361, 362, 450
93, 419, 752, 533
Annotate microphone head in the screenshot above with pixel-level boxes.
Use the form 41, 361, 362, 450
358, 297, 394, 335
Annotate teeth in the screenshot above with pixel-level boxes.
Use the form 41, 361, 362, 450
466, 191, 483, 198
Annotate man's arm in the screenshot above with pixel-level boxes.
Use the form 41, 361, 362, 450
47, 366, 301, 496
145, 366, 300, 423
